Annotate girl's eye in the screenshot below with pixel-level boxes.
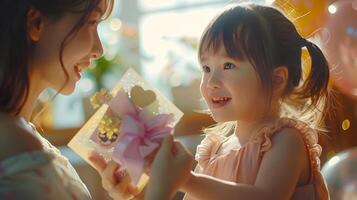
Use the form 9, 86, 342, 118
223, 62, 236, 70
202, 65, 211, 73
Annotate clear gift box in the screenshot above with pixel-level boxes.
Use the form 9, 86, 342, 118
68, 68, 183, 196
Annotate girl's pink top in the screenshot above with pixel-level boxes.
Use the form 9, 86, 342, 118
184, 117, 330, 200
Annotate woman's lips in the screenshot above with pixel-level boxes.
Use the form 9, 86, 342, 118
74, 62, 90, 80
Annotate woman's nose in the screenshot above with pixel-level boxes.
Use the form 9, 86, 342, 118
91, 33, 104, 59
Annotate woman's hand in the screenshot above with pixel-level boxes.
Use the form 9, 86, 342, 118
145, 135, 194, 200
89, 152, 141, 200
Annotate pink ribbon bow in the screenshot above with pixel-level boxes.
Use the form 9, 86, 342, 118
107, 90, 173, 184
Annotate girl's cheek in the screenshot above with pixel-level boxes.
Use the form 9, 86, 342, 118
200, 82, 207, 98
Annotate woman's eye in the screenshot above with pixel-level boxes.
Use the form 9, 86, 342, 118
202, 65, 211, 73
88, 20, 100, 27
223, 62, 236, 70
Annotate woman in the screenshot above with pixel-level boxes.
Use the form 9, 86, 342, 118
0, 0, 127, 199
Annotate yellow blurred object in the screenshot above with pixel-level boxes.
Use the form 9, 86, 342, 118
31, 101, 53, 130
342, 119, 351, 131
90, 88, 113, 109
273, 0, 329, 37
42, 102, 53, 128
301, 48, 311, 80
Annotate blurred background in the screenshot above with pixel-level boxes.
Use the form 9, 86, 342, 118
31, 0, 357, 199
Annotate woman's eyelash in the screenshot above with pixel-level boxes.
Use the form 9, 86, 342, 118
90, 21, 98, 25
88, 19, 101, 26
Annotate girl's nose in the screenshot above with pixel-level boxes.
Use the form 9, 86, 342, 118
207, 72, 222, 89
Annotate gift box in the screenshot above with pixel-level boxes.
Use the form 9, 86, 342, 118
68, 68, 183, 190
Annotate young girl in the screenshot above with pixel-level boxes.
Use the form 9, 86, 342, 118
135, 3, 333, 200
179, 3, 332, 200
0, 0, 140, 199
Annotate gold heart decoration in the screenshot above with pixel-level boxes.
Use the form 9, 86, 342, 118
130, 86, 157, 108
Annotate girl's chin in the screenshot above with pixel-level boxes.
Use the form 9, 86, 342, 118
211, 114, 235, 123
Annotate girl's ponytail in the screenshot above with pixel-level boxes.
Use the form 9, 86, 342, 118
297, 39, 330, 106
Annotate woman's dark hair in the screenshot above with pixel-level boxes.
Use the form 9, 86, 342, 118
199, 3, 333, 130
0, 0, 113, 115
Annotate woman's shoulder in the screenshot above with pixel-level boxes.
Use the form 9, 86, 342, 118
0, 115, 43, 161
0, 118, 52, 178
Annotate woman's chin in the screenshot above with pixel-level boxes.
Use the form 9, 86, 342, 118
60, 89, 75, 96
56, 84, 76, 96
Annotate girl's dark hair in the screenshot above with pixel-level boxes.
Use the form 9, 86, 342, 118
0, 0, 113, 115
199, 3, 333, 129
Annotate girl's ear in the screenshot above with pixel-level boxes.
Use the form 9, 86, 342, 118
26, 7, 45, 42
272, 66, 288, 97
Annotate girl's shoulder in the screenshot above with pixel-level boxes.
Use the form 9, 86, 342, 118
195, 117, 322, 171
197, 117, 320, 156
257, 117, 320, 155
256, 117, 322, 177
195, 133, 227, 166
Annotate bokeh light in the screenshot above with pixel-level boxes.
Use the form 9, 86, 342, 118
328, 4, 337, 14
109, 18, 122, 31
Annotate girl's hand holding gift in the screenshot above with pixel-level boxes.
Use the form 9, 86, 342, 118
145, 135, 194, 200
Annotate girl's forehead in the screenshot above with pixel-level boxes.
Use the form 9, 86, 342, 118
199, 31, 247, 62
199, 45, 244, 63
200, 45, 230, 61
